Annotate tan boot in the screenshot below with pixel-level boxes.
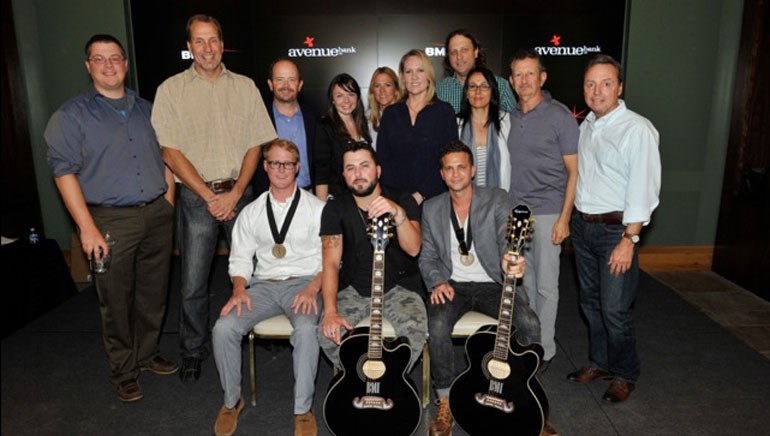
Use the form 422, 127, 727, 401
294, 410, 317, 436
429, 397, 453, 436
214, 397, 244, 436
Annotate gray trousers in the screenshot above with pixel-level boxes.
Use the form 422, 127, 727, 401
212, 276, 320, 414
319, 285, 428, 370
521, 213, 562, 360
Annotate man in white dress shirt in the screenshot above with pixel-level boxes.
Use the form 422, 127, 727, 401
211, 139, 324, 436
568, 54, 661, 404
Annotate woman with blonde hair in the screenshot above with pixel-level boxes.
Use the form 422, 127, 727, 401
377, 49, 458, 204
366, 66, 401, 148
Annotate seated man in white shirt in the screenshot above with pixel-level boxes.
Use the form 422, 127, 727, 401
211, 139, 325, 436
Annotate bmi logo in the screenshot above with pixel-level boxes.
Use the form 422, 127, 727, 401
535, 34, 601, 56
425, 44, 445, 57
288, 36, 356, 58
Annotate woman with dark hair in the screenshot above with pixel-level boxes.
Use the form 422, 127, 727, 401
458, 66, 511, 190
366, 66, 401, 149
377, 49, 458, 205
314, 73, 371, 201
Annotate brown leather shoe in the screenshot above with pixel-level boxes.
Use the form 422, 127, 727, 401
567, 366, 612, 383
429, 397, 453, 436
294, 410, 317, 436
541, 421, 560, 436
116, 378, 143, 403
603, 379, 635, 403
214, 397, 244, 436
140, 355, 180, 375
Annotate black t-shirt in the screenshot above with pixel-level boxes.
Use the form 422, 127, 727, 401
320, 185, 422, 297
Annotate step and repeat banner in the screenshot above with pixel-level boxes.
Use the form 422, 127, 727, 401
130, 0, 626, 119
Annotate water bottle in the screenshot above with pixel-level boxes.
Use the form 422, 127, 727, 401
29, 228, 40, 245
92, 232, 115, 274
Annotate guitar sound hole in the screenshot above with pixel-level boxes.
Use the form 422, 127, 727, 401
480, 352, 495, 380
356, 354, 368, 381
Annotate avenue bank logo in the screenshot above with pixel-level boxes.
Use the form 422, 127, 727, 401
287, 36, 356, 58
534, 34, 601, 56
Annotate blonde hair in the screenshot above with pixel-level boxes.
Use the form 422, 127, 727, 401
263, 139, 300, 162
367, 67, 400, 132
398, 49, 437, 103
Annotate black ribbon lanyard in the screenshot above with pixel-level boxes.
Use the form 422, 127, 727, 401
449, 198, 473, 255
266, 188, 302, 245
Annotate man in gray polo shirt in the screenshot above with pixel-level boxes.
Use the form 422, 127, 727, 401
507, 49, 578, 370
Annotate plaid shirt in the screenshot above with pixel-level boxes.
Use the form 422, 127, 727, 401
437, 75, 516, 114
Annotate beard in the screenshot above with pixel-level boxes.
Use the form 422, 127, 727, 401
274, 93, 297, 104
349, 178, 378, 197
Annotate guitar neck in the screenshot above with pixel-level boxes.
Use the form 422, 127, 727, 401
494, 251, 518, 361
368, 247, 386, 359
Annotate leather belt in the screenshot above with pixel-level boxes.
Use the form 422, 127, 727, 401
206, 178, 236, 194
265, 277, 298, 282
88, 194, 162, 208
577, 211, 623, 225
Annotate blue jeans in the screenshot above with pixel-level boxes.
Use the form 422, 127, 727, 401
570, 215, 640, 382
428, 281, 540, 393
177, 184, 253, 359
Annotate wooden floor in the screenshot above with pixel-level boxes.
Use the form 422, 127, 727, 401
647, 270, 770, 359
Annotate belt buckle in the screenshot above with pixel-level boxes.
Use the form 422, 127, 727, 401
208, 178, 233, 194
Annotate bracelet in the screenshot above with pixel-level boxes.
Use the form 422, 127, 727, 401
393, 211, 407, 227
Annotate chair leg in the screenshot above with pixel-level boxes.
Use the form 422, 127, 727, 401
422, 342, 430, 408
249, 332, 257, 406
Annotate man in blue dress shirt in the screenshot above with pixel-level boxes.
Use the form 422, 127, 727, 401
45, 34, 178, 403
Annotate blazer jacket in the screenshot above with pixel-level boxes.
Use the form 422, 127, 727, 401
419, 186, 513, 290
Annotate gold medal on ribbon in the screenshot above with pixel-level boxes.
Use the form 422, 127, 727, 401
272, 244, 286, 259
460, 253, 475, 266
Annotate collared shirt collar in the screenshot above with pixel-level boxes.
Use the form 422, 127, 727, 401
85, 83, 136, 111
514, 90, 552, 114
184, 62, 230, 82
272, 101, 302, 120
585, 99, 627, 126
269, 183, 299, 205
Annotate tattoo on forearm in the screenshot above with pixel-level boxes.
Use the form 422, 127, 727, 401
322, 235, 341, 249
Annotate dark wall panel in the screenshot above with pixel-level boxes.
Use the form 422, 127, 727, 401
130, 0, 626, 118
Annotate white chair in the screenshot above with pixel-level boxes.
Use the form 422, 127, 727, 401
450, 311, 498, 336
248, 314, 293, 406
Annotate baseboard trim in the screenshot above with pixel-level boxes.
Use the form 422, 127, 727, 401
638, 245, 713, 271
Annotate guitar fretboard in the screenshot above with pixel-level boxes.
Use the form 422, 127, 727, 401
368, 247, 386, 360
494, 257, 518, 362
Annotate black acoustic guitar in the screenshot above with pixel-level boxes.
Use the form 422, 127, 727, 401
449, 204, 549, 436
323, 214, 422, 436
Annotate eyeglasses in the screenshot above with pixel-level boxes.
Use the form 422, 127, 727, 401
468, 83, 491, 92
267, 161, 297, 170
88, 55, 125, 65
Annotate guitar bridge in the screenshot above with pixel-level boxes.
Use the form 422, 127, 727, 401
352, 396, 394, 411
474, 392, 514, 413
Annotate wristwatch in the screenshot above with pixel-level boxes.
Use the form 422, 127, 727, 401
622, 232, 640, 244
